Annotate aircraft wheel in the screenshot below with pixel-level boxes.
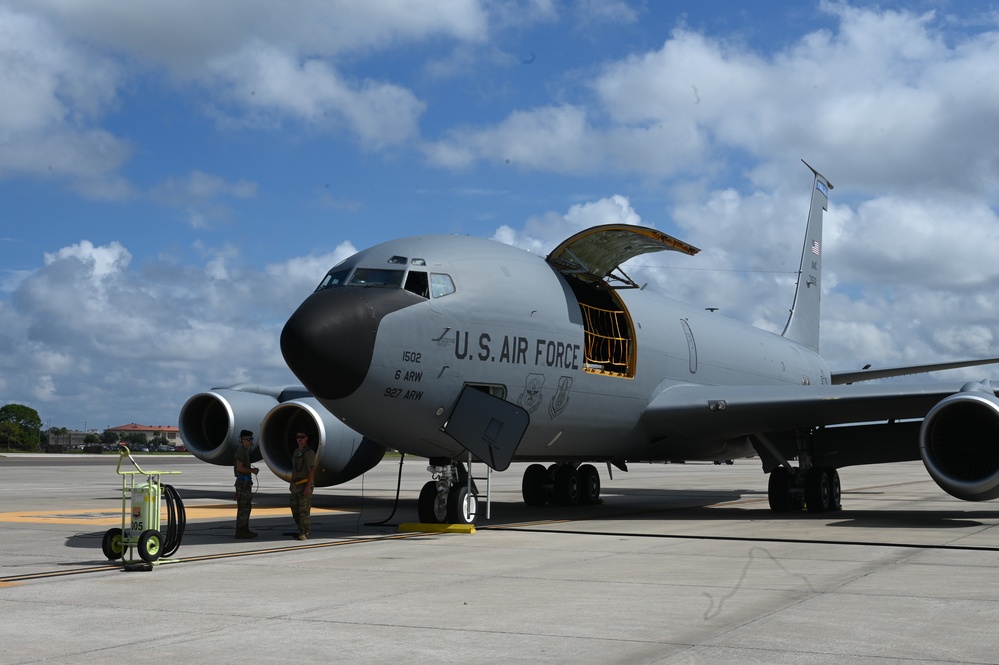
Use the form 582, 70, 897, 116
767, 467, 800, 512
828, 468, 842, 511
102, 527, 124, 560
553, 466, 581, 506
804, 468, 831, 513
418, 481, 447, 523
545, 464, 558, 503
578, 464, 600, 505
137, 529, 163, 563
522, 464, 548, 506
446, 484, 476, 525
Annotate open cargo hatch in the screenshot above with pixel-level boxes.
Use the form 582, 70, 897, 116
546, 224, 699, 288
546, 225, 700, 379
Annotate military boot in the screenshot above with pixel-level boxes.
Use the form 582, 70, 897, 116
235, 527, 258, 539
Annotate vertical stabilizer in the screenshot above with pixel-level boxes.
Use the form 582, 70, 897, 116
781, 161, 832, 352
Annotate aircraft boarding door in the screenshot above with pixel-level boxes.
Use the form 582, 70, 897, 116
443, 386, 530, 520
546, 225, 700, 378
443, 386, 528, 472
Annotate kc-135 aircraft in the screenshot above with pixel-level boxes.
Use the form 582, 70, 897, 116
180, 162, 999, 525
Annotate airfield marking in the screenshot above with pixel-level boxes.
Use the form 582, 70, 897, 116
0, 504, 346, 526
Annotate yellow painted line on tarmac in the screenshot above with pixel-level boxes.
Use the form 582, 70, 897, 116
398, 522, 476, 534
0, 504, 348, 526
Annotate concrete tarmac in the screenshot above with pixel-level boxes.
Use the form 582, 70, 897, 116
3, 452, 999, 664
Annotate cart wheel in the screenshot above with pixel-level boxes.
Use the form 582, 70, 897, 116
137, 529, 163, 563
102, 528, 124, 560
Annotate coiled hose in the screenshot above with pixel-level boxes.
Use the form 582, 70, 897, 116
160, 483, 186, 557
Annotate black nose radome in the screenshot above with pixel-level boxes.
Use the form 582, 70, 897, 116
281, 287, 421, 400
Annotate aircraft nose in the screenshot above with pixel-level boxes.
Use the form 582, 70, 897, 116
281, 288, 377, 400
281, 287, 419, 400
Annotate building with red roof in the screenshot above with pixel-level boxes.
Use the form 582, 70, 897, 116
107, 423, 181, 444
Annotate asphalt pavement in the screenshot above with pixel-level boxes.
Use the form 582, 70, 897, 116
3, 452, 999, 664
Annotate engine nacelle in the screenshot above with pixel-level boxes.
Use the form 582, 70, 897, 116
920, 383, 999, 501
260, 397, 386, 487
178, 384, 308, 465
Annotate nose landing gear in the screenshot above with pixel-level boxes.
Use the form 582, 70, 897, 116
418, 461, 478, 525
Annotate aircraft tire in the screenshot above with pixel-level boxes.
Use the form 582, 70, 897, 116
804, 468, 831, 513
137, 529, 163, 563
767, 467, 799, 512
553, 465, 581, 506
828, 469, 842, 510
545, 464, 558, 503
418, 481, 446, 523
522, 464, 548, 506
102, 528, 124, 560
578, 464, 600, 505
446, 484, 476, 525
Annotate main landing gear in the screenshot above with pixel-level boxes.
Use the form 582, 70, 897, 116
768, 465, 842, 513
521, 462, 601, 507
418, 461, 477, 525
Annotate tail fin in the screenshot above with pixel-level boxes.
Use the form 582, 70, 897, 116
781, 160, 833, 352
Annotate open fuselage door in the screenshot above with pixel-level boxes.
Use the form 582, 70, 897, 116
546, 224, 700, 378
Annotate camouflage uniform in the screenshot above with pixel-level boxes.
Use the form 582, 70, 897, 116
233, 445, 254, 531
290, 446, 317, 536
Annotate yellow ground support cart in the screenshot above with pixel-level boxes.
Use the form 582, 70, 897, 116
102, 446, 186, 568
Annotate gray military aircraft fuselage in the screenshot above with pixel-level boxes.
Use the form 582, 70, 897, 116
283, 232, 830, 465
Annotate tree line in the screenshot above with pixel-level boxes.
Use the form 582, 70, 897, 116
0, 403, 173, 452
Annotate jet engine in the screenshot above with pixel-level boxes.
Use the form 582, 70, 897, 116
919, 381, 999, 501
260, 397, 385, 486
179, 385, 308, 465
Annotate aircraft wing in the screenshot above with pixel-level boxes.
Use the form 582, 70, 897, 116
641, 381, 987, 443
831, 357, 999, 384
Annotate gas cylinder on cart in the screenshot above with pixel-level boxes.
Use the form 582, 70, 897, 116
127, 481, 164, 560
129, 481, 162, 535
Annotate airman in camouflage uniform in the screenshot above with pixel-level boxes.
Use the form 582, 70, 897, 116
290, 431, 317, 540
233, 430, 259, 539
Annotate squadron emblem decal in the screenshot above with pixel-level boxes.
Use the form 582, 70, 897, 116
549, 376, 573, 418
519, 373, 545, 413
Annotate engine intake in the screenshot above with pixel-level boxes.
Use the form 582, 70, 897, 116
260, 397, 385, 486
920, 384, 999, 501
178, 386, 299, 465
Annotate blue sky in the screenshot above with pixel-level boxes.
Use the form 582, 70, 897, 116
2, 0, 999, 431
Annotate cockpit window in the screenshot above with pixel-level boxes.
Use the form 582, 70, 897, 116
348, 268, 405, 288
430, 273, 456, 298
316, 266, 443, 296
404, 271, 429, 299
316, 267, 352, 291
